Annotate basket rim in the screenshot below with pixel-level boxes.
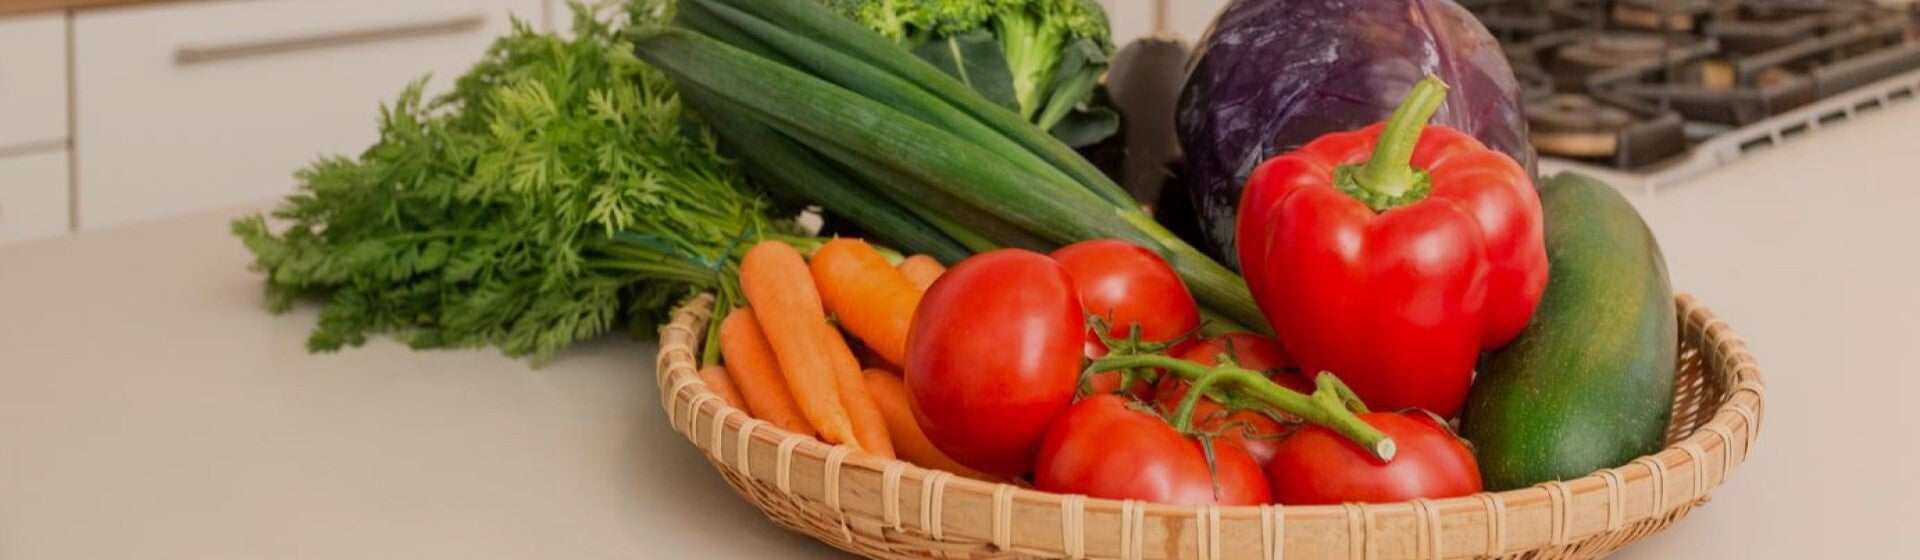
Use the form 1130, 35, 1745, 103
655, 291, 1765, 558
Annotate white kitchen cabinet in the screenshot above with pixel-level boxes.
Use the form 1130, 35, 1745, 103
0, 150, 71, 244
0, 12, 69, 152
72, 0, 545, 230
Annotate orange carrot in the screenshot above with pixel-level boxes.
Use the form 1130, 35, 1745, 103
809, 238, 922, 366
897, 255, 947, 292
697, 365, 748, 410
718, 307, 815, 437
822, 325, 895, 459
862, 369, 996, 480
740, 241, 859, 447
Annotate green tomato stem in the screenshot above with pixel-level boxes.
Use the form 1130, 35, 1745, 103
1089, 354, 1397, 462
1168, 367, 1242, 433
1317, 372, 1372, 414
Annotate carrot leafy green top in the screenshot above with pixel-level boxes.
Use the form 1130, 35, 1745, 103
233, 1, 791, 363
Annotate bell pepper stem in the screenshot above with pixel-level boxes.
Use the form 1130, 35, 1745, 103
1091, 354, 1397, 462
1352, 76, 1450, 202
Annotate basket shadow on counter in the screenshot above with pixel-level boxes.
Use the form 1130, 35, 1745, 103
618, 336, 863, 559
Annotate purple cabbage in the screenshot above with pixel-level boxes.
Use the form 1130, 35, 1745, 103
1176, 0, 1536, 267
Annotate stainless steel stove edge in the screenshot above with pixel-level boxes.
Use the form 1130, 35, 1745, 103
1541, 66, 1920, 194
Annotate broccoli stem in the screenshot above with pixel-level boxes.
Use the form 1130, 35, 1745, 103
1033, 63, 1098, 131
995, 10, 1066, 120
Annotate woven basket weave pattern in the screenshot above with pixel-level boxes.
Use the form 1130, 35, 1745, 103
655, 294, 1764, 560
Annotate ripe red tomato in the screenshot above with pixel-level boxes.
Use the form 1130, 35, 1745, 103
1266, 412, 1482, 505
1051, 240, 1202, 351
1151, 333, 1310, 467
907, 249, 1084, 477
1035, 395, 1270, 505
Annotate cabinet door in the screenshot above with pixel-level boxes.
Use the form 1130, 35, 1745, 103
0, 12, 68, 151
0, 151, 70, 245
73, 0, 544, 230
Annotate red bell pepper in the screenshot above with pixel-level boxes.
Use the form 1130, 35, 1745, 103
1235, 77, 1547, 418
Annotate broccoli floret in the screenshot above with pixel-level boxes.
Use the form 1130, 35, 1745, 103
905, 0, 1000, 37
818, 0, 1115, 142
994, 0, 1110, 122
830, 0, 996, 42
814, 0, 867, 20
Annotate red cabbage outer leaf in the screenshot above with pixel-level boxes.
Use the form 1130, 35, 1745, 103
1176, 0, 1536, 268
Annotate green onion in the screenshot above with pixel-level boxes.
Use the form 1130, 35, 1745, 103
631, 26, 1268, 332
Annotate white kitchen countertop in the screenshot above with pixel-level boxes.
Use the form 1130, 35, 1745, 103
3, 101, 1917, 559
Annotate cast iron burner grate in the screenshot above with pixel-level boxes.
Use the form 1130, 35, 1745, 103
1465, 0, 1920, 190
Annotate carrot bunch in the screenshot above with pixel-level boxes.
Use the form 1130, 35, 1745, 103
700, 238, 954, 469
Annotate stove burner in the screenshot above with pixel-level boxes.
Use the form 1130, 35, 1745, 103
1467, 0, 1920, 172
1461, 0, 1607, 42
1527, 94, 1639, 157
1612, 0, 1726, 31
1705, 2, 1868, 54
1618, 16, 1917, 125
1524, 94, 1690, 168
1514, 62, 1557, 101
1560, 33, 1673, 64
1547, 32, 1719, 92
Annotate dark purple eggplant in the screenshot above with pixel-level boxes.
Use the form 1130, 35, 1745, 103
1176, 0, 1536, 267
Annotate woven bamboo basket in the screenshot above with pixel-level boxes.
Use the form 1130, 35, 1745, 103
655, 293, 1764, 560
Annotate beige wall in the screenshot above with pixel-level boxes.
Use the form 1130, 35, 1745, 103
1099, 0, 1233, 44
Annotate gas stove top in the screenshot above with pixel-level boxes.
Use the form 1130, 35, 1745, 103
1462, 0, 1920, 190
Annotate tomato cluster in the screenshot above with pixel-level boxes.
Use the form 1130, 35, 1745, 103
905, 241, 1482, 505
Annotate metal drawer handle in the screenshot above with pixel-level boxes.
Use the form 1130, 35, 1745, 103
175, 12, 486, 65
